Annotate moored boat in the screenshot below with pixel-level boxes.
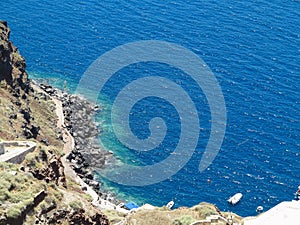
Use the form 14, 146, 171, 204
228, 193, 243, 205
166, 200, 174, 209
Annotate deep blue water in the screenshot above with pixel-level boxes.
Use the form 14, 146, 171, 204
1, 0, 299, 217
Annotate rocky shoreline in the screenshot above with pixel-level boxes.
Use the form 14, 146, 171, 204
37, 82, 120, 204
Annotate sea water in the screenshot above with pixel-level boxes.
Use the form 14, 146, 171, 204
1, 0, 299, 216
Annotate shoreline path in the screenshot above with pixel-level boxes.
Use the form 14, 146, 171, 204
32, 83, 128, 214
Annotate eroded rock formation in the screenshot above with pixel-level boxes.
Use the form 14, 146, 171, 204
0, 20, 29, 92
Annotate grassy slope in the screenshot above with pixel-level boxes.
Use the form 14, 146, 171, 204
0, 86, 106, 224
0, 162, 45, 220
103, 203, 243, 225
0, 87, 62, 148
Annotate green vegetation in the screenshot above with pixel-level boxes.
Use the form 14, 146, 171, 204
0, 30, 111, 224
123, 203, 243, 225
85, 193, 94, 202
192, 203, 218, 217
25, 150, 40, 167
53, 189, 64, 201
6, 206, 21, 220
0, 162, 45, 219
103, 209, 127, 224
0, 80, 6, 88
173, 215, 195, 225
69, 200, 83, 210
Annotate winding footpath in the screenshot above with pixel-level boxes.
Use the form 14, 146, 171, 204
32, 83, 128, 215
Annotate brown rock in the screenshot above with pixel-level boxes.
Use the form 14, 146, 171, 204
29, 156, 67, 188
0, 20, 29, 92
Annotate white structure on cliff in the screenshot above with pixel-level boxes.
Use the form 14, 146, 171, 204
0, 142, 4, 155
243, 200, 300, 225
0, 141, 36, 164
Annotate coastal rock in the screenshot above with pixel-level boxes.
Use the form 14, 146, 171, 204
89, 180, 100, 189
0, 20, 29, 92
20, 108, 31, 122
48, 209, 109, 225
29, 155, 66, 188
22, 124, 40, 139
35, 82, 120, 205
0, 21, 112, 225
0, 20, 41, 141
9, 113, 17, 119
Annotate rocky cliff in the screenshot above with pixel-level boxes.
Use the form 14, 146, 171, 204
0, 21, 29, 92
0, 20, 110, 225
0, 20, 40, 141
0, 20, 245, 225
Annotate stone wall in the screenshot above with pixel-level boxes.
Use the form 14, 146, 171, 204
0, 143, 4, 155
0, 141, 36, 164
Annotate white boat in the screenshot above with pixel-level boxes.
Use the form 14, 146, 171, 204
227, 193, 243, 205
256, 206, 264, 213
166, 201, 174, 209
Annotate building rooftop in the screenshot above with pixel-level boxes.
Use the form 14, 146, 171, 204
244, 200, 300, 225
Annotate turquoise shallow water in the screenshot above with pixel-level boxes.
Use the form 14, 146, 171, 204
1, 0, 299, 216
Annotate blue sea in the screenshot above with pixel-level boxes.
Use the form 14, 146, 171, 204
1, 0, 299, 217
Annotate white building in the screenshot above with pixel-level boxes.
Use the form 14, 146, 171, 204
243, 200, 300, 225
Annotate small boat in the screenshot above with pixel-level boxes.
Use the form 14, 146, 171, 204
228, 193, 243, 205
166, 201, 174, 209
256, 206, 264, 213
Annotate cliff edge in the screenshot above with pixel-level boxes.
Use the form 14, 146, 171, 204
0, 21, 29, 92
0, 20, 245, 225
0, 20, 109, 225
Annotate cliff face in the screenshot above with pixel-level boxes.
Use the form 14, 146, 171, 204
0, 20, 29, 92
0, 21, 110, 225
0, 20, 41, 142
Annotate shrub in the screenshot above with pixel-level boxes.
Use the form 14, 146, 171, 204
199, 207, 217, 217
69, 200, 83, 210
54, 191, 63, 201
0, 80, 7, 88
45, 196, 56, 205
0, 179, 11, 191
24, 152, 39, 167
173, 215, 194, 225
39, 202, 47, 212
85, 194, 93, 202
0, 162, 17, 170
0, 189, 10, 201
6, 206, 21, 220
173, 219, 182, 225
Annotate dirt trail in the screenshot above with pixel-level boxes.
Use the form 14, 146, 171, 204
31, 83, 128, 214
